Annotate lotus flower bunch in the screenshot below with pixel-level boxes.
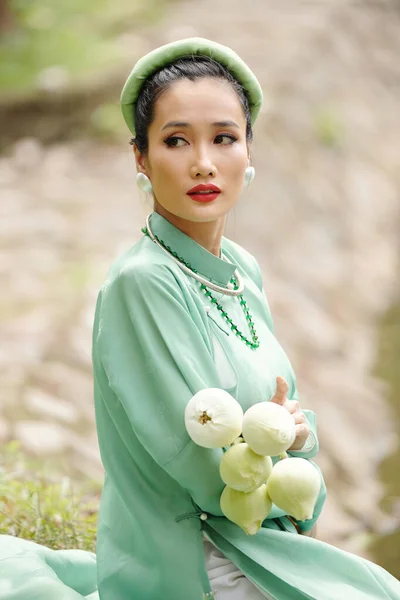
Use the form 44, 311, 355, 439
185, 383, 321, 535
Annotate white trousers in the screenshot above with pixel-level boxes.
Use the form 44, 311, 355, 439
202, 532, 273, 599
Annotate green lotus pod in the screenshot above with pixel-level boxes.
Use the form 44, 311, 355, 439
242, 401, 296, 456
266, 457, 321, 521
220, 483, 272, 535
220, 442, 273, 492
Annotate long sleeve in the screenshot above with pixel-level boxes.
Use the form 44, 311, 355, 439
94, 262, 227, 516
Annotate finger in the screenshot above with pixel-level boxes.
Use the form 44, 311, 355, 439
287, 400, 301, 414
288, 423, 311, 451
270, 376, 289, 405
295, 423, 310, 441
293, 411, 306, 425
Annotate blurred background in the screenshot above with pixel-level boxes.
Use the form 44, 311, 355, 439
0, 0, 399, 578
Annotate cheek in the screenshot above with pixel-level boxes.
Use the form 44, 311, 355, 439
224, 144, 248, 168
151, 154, 183, 185
225, 153, 247, 180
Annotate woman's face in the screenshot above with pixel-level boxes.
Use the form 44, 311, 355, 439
134, 77, 250, 224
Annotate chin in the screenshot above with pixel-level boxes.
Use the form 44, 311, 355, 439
182, 198, 236, 222
156, 195, 237, 224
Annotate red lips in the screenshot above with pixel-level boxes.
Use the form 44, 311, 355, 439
187, 183, 221, 194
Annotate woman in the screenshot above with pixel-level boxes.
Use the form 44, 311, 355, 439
0, 36, 399, 600
94, 37, 326, 600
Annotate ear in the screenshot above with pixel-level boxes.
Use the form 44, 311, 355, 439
132, 144, 149, 176
246, 144, 252, 164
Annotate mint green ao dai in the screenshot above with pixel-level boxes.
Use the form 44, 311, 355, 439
0, 211, 399, 600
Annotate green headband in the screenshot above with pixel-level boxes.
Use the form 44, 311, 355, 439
120, 37, 263, 136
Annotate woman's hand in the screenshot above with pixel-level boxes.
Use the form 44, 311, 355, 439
270, 376, 310, 451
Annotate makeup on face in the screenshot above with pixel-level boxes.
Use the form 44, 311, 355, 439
144, 78, 249, 224
187, 183, 221, 203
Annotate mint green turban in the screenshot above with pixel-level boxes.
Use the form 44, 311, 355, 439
120, 37, 263, 136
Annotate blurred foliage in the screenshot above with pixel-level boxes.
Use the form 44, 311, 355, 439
89, 101, 126, 140
0, 440, 101, 551
0, 0, 165, 98
314, 107, 345, 147
63, 260, 94, 292
0, 0, 169, 146
369, 301, 400, 578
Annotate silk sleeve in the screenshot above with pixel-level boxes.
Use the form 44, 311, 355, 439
287, 387, 320, 459
94, 263, 227, 516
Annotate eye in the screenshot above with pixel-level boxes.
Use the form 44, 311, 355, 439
215, 134, 238, 145
163, 136, 187, 148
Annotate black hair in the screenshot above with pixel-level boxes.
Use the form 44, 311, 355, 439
130, 55, 253, 154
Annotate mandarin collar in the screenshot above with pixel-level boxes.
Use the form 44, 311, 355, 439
147, 212, 237, 286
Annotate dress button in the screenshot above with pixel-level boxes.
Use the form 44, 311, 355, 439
200, 513, 208, 521
205, 306, 211, 313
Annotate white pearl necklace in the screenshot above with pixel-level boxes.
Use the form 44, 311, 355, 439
145, 213, 245, 297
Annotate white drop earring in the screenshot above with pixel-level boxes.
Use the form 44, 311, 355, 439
136, 173, 153, 194
244, 166, 255, 188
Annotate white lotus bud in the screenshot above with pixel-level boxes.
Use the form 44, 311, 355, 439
220, 442, 273, 492
232, 436, 244, 445
266, 457, 321, 521
220, 484, 272, 535
185, 388, 243, 448
242, 402, 296, 456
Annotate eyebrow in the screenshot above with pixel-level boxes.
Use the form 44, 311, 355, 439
161, 120, 240, 131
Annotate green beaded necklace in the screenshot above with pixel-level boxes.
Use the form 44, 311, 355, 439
141, 226, 260, 350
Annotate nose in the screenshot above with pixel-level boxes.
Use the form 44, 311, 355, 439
190, 146, 216, 178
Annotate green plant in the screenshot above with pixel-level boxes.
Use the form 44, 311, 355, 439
0, 0, 166, 97
0, 440, 101, 551
368, 301, 400, 578
314, 107, 345, 147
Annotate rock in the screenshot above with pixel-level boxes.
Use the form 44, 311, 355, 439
15, 421, 70, 455
68, 432, 102, 478
36, 66, 70, 92
0, 158, 16, 186
317, 492, 361, 543
11, 138, 44, 171
32, 362, 95, 422
0, 418, 9, 443
24, 388, 79, 425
